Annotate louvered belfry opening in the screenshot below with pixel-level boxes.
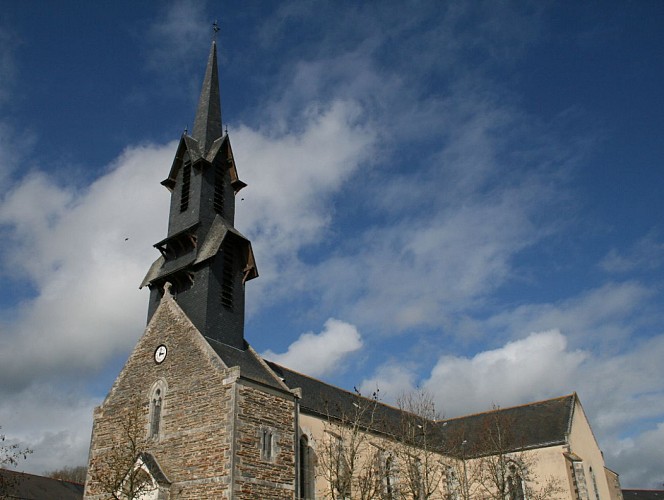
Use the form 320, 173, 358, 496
214, 162, 225, 215
180, 161, 192, 212
221, 238, 235, 310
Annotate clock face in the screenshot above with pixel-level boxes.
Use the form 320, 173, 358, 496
154, 345, 167, 364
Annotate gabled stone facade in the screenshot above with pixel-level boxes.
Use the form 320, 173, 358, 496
85, 289, 296, 499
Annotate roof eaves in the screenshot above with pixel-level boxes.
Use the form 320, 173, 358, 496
140, 255, 165, 289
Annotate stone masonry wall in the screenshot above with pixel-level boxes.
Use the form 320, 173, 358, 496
234, 383, 296, 500
85, 294, 236, 499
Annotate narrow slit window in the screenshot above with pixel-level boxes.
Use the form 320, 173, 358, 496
180, 162, 191, 212
261, 428, 274, 461
384, 454, 395, 500
214, 163, 224, 215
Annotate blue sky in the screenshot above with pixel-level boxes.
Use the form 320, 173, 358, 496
0, 0, 663, 488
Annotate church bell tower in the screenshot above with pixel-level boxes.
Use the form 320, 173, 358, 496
141, 40, 258, 351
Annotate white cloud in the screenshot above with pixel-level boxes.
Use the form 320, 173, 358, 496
0, 383, 99, 474
421, 330, 587, 416
0, 143, 172, 389
145, 0, 209, 74
308, 176, 558, 334
359, 330, 587, 418
235, 99, 378, 309
576, 334, 664, 437
484, 281, 655, 350
605, 422, 664, 489
263, 318, 363, 377
599, 231, 664, 274
359, 364, 417, 402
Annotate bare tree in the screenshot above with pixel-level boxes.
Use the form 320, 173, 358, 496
0, 426, 32, 497
46, 465, 88, 484
392, 390, 447, 500
316, 389, 390, 500
313, 391, 565, 500
87, 400, 156, 500
456, 406, 563, 500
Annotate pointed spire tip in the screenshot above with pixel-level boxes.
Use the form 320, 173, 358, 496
191, 36, 222, 155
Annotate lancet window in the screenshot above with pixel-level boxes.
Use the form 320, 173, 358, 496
148, 381, 167, 440
299, 434, 315, 499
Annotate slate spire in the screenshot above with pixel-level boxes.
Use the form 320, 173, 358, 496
142, 37, 257, 351
192, 41, 222, 155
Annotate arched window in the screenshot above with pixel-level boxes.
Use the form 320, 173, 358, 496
384, 454, 396, 500
507, 462, 526, 500
148, 381, 167, 440
299, 435, 315, 499
407, 457, 423, 499
329, 433, 350, 498
446, 465, 461, 500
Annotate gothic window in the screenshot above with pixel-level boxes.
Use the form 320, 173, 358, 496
299, 435, 315, 499
405, 456, 423, 500
213, 162, 225, 215
221, 239, 235, 310
149, 381, 167, 440
445, 466, 460, 500
180, 157, 191, 213
507, 463, 525, 500
261, 427, 275, 461
329, 434, 350, 499
384, 454, 395, 500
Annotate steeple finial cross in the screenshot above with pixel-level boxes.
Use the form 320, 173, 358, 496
212, 20, 220, 41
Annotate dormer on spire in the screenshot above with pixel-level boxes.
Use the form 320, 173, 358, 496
192, 41, 222, 155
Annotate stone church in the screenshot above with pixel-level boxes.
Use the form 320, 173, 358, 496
84, 41, 623, 500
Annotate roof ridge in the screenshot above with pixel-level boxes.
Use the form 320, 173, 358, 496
0, 468, 84, 485
439, 393, 576, 423
266, 361, 413, 417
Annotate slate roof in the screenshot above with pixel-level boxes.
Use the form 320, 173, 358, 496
140, 215, 257, 289
265, 362, 577, 457
0, 468, 84, 499
267, 361, 406, 431
623, 491, 664, 499
209, 339, 288, 392
139, 452, 170, 486
434, 394, 576, 458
